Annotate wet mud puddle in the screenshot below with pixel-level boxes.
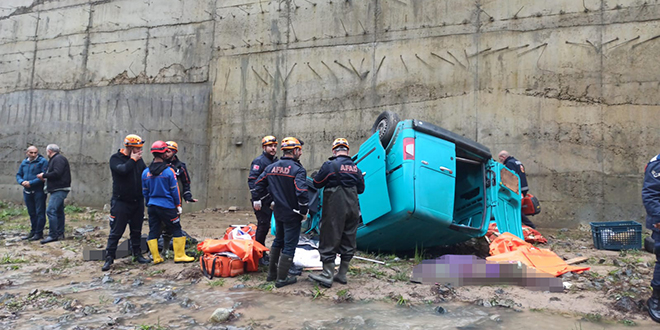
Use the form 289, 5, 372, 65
1, 270, 653, 330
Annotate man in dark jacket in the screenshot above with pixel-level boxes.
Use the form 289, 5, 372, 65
252, 137, 308, 288
248, 135, 278, 263
37, 144, 72, 244
498, 150, 536, 229
16, 146, 49, 241
310, 138, 365, 287
143, 141, 194, 264
102, 134, 150, 271
642, 154, 660, 323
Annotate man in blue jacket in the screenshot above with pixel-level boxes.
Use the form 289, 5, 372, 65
310, 138, 365, 287
16, 146, 49, 241
642, 154, 660, 323
252, 137, 308, 288
248, 135, 278, 264
143, 141, 194, 265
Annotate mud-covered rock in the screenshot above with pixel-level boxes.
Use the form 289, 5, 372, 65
613, 297, 639, 313
210, 308, 233, 323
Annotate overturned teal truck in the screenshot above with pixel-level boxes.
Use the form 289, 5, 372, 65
278, 111, 525, 252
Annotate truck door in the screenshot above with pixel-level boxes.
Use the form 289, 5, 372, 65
354, 133, 392, 224
413, 132, 456, 223
486, 160, 524, 239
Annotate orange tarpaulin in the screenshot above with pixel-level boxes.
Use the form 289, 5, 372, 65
197, 239, 268, 272
486, 233, 590, 277
486, 223, 547, 244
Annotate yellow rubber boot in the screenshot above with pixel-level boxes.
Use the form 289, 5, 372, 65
173, 236, 194, 263
147, 239, 164, 264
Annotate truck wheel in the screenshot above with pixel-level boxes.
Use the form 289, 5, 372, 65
371, 111, 400, 147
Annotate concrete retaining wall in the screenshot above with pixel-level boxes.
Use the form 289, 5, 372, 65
2, 0, 659, 226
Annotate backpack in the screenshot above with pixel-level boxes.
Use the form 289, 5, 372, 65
522, 193, 541, 216
200, 252, 245, 279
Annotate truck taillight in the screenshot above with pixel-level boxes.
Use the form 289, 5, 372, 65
403, 137, 415, 160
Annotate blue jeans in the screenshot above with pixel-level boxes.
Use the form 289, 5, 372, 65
652, 231, 660, 289
46, 190, 69, 238
271, 218, 301, 257
24, 190, 46, 236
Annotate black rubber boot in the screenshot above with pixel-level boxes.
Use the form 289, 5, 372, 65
21, 232, 35, 240
101, 256, 113, 272
267, 247, 281, 282
309, 261, 334, 288
161, 236, 171, 254
132, 252, 151, 264
275, 254, 297, 288
334, 259, 351, 285
648, 288, 660, 323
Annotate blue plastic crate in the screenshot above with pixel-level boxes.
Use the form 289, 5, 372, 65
590, 221, 642, 251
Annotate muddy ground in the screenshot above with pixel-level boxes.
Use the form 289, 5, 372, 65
0, 201, 657, 329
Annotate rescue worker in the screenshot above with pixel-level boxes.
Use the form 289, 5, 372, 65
103, 134, 150, 271
143, 141, 194, 264
498, 150, 536, 229
642, 153, 660, 323
251, 137, 308, 288
309, 138, 365, 287
248, 135, 279, 264
159, 140, 197, 254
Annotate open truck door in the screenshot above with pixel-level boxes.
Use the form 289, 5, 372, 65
354, 133, 391, 224
486, 160, 524, 239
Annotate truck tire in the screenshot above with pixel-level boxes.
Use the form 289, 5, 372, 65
371, 111, 400, 147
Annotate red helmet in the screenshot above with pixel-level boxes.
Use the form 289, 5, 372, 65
150, 141, 168, 154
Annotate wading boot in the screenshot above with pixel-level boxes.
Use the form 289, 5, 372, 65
309, 261, 334, 288
132, 252, 151, 264
266, 247, 281, 282
161, 236, 171, 255
147, 239, 164, 264
101, 256, 113, 272
648, 287, 660, 323
173, 237, 194, 263
275, 254, 297, 288
334, 259, 350, 285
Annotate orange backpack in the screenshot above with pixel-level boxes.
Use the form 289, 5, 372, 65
200, 253, 245, 279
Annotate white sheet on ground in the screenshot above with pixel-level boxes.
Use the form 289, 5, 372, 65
293, 248, 340, 268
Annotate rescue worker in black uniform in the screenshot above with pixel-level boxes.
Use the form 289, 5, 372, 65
102, 134, 150, 271
248, 135, 279, 264
309, 138, 365, 287
498, 150, 536, 229
251, 137, 308, 288
159, 141, 197, 255
642, 153, 660, 323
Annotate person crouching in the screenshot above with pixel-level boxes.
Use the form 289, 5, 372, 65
142, 141, 194, 264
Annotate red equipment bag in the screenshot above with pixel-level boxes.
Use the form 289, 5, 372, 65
200, 253, 245, 279
522, 193, 541, 216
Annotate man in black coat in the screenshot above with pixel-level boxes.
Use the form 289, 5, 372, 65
248, 135, 278, 264
498, 150, 535, 229
37, 144, 72, 244
102, 134, 150, 271
252, 137, 308, 288
310, 138, 364, 287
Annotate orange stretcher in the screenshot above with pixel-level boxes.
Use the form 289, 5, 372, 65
486, 233, 589, 277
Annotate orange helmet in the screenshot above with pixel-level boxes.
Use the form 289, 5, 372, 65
261, 135, 277, 146
165, 141, 178, 153
281, 137, 302, 150
332, 138, 349, 150
124, 134, 144, 148
150, 141, 168, 154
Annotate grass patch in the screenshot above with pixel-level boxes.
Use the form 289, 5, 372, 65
391, 270, 410, 282
312, 284, 326, 300
364, 265, 386, 279
257, 282, 275, 291
208, 279, 225, 287
393, 294, 409, 306
337, 289, 349, 297
1, 254, 28, 264
414, 245, 425, 265
136, 321, 168, 330
64, 205, 84, 214
583, 313, 602, 323
0, 207, 26, 221
238, 274, 251, 282
146, 269, 165, 276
